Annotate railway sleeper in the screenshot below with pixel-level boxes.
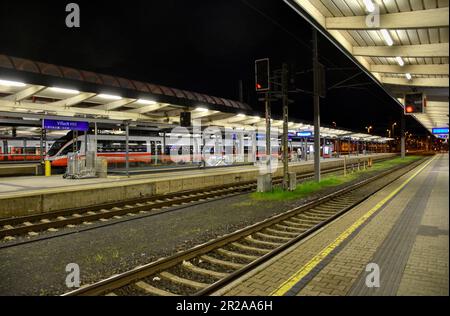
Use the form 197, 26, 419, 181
265, 227, 299, 238
182, 261, 228, 280
301, 212, 332, 220
244, 236, 282, 248
291, 216, 322, 225
231, 242, 270, 255
216, 248, 258, 262
255, 232, 291, 243
134, 281, 178, 296
275, 224, 305, 233
200, 255, 244, 270
159, 271, 209, 290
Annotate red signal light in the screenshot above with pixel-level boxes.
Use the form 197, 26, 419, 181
256, 83, 262, 89
406, 106, 414, 113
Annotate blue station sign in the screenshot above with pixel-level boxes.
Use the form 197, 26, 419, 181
43, 119, 89, 131
432, 127, 449, 135
297, 131, 313, 137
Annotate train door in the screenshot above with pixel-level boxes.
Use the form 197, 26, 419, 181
0, 140, 6, 161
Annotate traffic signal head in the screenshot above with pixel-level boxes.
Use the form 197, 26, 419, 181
404, 93, 425, 114
255, 58, 270, 92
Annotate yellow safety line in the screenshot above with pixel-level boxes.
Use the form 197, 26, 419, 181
270, 156, 437, 296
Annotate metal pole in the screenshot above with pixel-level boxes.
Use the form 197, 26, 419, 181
265, 92, 271, 172
84, 129, 88, 155
94, 122, 98, 156
401, 114, 406, 159
125, 122, 129, 178
282, 63, 289, 190
40, 121, 44, 164
312, 28, 321, 182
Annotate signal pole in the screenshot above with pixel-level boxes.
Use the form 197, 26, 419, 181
312, 29, 321, 182
282, 63, 289, 189
265, 92, 271, 171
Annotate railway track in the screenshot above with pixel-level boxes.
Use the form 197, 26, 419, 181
62, 156, 427, 296
0, 164, 354, 239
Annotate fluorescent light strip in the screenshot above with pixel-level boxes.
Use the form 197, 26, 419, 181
50, 87, 80, 94
0, 79, 26, 87
195, 107, 208, 112
380, 29, 394, 46
137, 99, 156, 105
395, 56, 405, 67
405, 73, 412, 80
363, 0, 375, 13
98, 93, 122, 100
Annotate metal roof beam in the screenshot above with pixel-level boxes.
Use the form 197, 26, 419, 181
371, 64, 449, 76
2, 85, 46, 102
354, 43, 449, 58
126, 103, 169, 114
93, 98, 136, 111
326, 7, 449, 30
0, 99, 148, 121
382, 76, 449, 87
48, 92, 97, 107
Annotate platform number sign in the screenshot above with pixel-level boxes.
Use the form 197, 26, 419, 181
404, 93, 425, 114
255, 58, 270, 92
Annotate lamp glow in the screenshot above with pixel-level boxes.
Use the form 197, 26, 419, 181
0, 79, 26, 87
137, 99, 156, 105
405, 73, 412, 80
98, 94, 122, 100
395, 56, 405, 67
50, 87, 80, 94
195, 107, 208, 112
363, 0, 375, 13
381, 29, 394, 46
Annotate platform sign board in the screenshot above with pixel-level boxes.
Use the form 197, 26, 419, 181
297, 131, 313, 137
432, 127, 449, 135
43, 119, 89, 131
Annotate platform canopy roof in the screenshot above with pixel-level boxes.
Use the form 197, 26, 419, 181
285, 0, 449, 134
0, 54, 389, 142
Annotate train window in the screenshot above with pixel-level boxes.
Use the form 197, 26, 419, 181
97, 140, 147, 153
24, 147, 37, 154
60, 141, 82, 156
47, 140, 66, 156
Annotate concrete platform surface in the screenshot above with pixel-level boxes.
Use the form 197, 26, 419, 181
217, 154, 448, 296
0, 153, 394, 217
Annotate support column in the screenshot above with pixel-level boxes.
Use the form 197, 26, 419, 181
282, 63, 289, 189
312, 29, 321, 182
401, 114, 406, 159
125, 122, 129, 178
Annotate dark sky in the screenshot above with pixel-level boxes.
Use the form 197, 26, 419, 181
0, 0, 427, 136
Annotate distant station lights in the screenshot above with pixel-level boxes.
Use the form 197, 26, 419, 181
255, 58, 270, 92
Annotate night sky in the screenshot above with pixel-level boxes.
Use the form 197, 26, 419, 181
0, 0, 426, 136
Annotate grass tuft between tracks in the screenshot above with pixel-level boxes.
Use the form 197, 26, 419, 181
251, 155, 422, 201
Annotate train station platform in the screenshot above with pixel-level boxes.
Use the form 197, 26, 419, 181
217, 154, 449, 296
0, 153, 394, 218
